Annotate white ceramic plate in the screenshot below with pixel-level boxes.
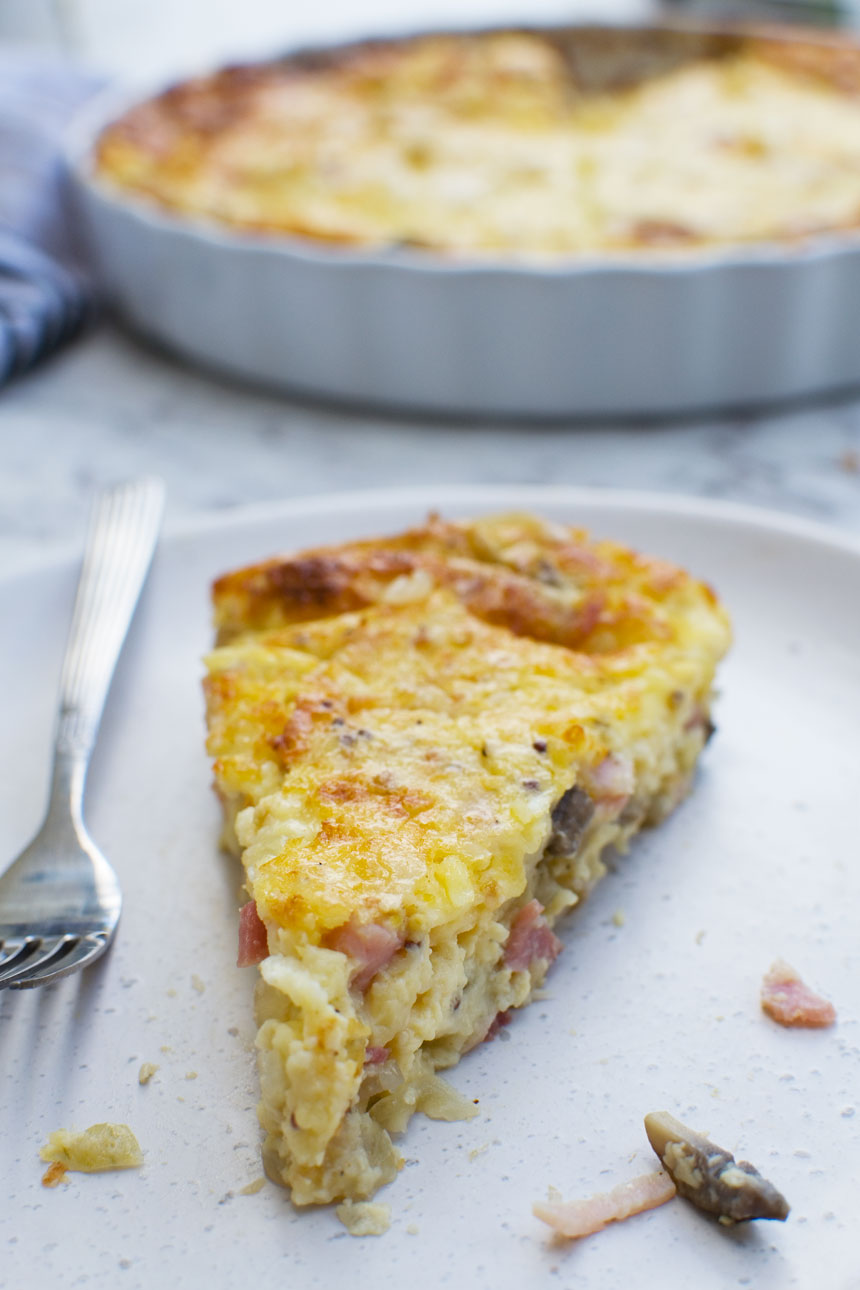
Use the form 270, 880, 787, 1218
2, 486, 859, 1290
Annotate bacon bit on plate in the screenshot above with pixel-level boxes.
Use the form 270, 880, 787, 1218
761, 959, 836, 1028
326, 919, 404, 991
504, 900, 562, 971
533, 1171, 676, 1239
237, 899, 269, 967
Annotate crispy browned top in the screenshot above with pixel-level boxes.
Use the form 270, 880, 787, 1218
212, 511, 716, 655
204, 511, 731, 936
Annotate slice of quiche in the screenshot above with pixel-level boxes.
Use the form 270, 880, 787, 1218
204, 512, 730, 1206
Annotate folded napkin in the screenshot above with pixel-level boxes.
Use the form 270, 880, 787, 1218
0, 52, 104, 386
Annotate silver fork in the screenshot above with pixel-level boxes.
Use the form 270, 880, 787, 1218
0, 477, 165, 991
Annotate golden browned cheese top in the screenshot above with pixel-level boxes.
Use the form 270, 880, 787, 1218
96, 28, 860, 258
204, 514, 730, 941
211, 510, 710, 648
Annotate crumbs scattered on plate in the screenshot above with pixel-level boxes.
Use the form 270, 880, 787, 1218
335, 1201, 391, 1236
40, 1124, 143, 1177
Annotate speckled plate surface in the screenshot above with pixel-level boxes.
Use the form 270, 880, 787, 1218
2, 486, 859, 1290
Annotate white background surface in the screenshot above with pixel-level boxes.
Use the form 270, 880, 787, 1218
1, 487, 858, 1289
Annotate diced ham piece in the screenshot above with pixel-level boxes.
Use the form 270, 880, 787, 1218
327, 919, 404, 991
761, 959, 836, 1028
237, 900, 269, 967
589, 753, 635, 814
533, 1171, 676, 1240
504, 900, 562, 972
364, 1046, 390, 1066
483, 1010, 512, 1042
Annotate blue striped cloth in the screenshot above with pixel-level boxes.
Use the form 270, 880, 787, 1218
0, 53, 104, 386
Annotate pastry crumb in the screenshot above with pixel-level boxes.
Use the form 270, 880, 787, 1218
468, 1142, 490, 1161
239, 1176, 267, 1195
41, 1161, 69, 1188
406, 1222, 419, 1235
185, 1071, 198, 1080
138, 1063, 159, 1086
336, 1200, 391, 1236
191, 974, 206, 994
40, 1124, 143, 1173
612, 909, 626, 927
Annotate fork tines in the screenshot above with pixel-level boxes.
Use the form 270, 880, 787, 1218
0, 931, 111, 990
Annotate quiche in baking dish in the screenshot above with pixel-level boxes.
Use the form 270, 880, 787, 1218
203, 513, 730, 1205
95, 25, 860, 259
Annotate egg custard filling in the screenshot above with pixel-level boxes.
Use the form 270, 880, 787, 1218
203, 513, 730, 1205
97, 27, 860, 259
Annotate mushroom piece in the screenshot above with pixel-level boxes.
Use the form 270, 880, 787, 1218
546, 785, 594, 857
644, 1111, 789, 1225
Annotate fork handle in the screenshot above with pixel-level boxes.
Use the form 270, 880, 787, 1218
49, 478, 165, 820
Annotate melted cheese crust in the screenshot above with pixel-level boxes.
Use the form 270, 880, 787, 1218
204, 513, 730, 1205
207, 510, 727, 940
97, 28, 860, 258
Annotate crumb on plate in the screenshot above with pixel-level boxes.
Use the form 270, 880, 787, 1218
335, 1200, 391, 1236
39, 1124, 143, 1173
41, 1161, 69, 1188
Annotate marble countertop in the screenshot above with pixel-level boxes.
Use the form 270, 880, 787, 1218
3, 320, 860, 574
